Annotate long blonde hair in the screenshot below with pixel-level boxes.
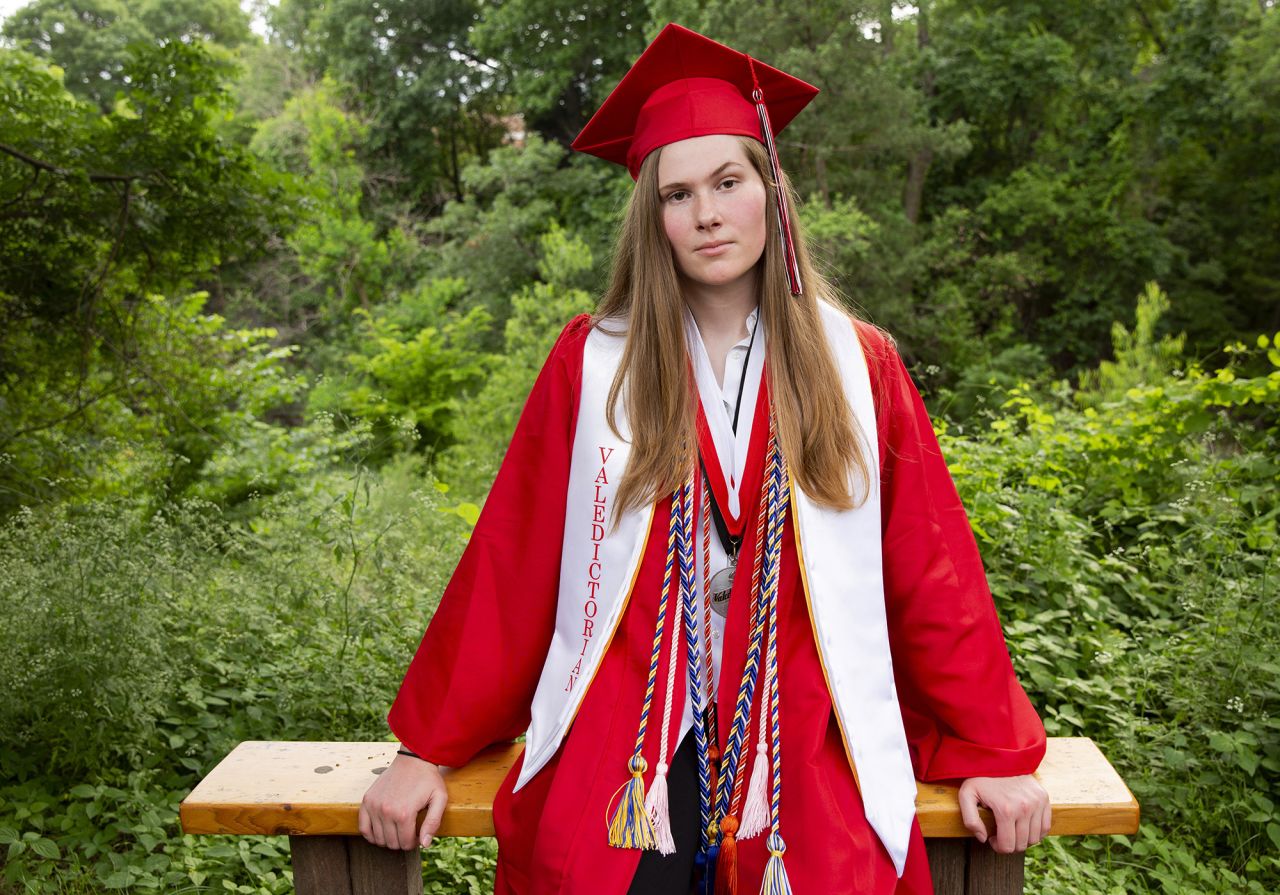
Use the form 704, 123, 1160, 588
593, 136, 871, 516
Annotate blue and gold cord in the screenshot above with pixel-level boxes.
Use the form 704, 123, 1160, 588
606, 490, 681, 848
759, 445, 793, 894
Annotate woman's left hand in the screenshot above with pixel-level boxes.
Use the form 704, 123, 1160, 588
957, 775, 1052, 853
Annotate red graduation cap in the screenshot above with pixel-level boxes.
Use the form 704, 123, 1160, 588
572, 23, 817, 295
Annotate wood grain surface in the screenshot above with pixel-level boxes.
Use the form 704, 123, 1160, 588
916, 736, 1140, 837
180, 736, 1138, 839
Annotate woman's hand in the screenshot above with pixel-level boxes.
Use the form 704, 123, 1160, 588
957, 774, 1051, 854
359, 753, 449, 850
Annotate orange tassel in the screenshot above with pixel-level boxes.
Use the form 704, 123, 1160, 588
708, 733, 722, 813
714, 815, 740, 895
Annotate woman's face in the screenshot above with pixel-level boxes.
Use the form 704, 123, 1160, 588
657, 134, 768, 294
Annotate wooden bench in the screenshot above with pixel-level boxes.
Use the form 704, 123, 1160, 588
179, 737, 1138, 895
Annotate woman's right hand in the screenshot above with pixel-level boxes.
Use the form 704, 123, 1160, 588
359, 753, 449, 850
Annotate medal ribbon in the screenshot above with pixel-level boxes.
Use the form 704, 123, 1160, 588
696, 360, 770, 549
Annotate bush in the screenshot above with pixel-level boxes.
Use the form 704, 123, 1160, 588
938, 312, 1280, 892
0, 504, 183, 781
0, 453, 482, 892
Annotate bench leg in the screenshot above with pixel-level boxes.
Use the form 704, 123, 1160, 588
925, 839, 967, 895
925, 838, 1025, 895
966, 840, 1024, 895
290, 835, 424, 895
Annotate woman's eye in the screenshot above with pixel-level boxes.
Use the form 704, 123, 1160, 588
719, 178, 738, 190
666, 190, 689, 203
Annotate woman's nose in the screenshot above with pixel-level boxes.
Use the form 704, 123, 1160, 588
694, 195, 721, 229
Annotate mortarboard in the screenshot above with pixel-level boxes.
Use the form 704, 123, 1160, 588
571, 23, 817, 295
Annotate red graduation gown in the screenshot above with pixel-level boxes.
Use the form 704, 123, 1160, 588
388, 313, 1046, 894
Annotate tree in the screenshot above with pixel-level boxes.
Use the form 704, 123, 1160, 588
1, 0, 149, 111
1, 0, 253, 112
269, 0, 509, 213
471, 0, 650, 147
0, 43, 300, 511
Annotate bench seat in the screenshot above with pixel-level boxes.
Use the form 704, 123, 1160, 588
180, 736, 1138, 895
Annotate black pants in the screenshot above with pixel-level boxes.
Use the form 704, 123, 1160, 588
626, 730, 700, 894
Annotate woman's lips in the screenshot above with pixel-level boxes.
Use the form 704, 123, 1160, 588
695, 241, 732, 256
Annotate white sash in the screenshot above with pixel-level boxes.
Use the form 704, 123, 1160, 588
515, 302, 917, 875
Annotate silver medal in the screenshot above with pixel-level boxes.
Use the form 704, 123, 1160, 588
709, 561, 736, 618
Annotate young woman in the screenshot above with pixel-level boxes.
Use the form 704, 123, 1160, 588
361, 24, 1050, 895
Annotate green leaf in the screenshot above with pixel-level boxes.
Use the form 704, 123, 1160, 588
103, 870, 132, 889
453, 502, 481, 526
1208, 732, 1235, 753
1238, 751, 1260, 776
30, 837, 60, 860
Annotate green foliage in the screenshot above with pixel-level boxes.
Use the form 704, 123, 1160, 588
420, 134, 625, 333
244, 77, 422, 335
422, 837, 498, 895
269, 0, 508, 212
0, 289, 307, 513
934, 303, 1280, 892
471, 0, 648, 145
1080, 281, 1187, 397
307, 293, 492, 462
3, 0, 149, 112
438, 224, 597, 495
2, 0, 253, 112
0, 41, 284, 320
0, 504, 180, 780
0, 454, 477, 892
0, 41, 301, 513
799, 193, 880, 295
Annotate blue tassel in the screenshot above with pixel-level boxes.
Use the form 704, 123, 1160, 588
695, 843, 720, 895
